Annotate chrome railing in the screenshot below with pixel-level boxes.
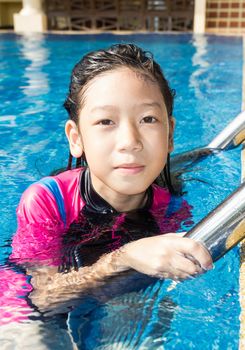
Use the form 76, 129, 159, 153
177, 110, 245, 262
171, 110, 245, 172
184, 182, 245, 262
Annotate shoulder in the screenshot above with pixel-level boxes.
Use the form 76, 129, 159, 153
17, 168, 84, 226
12, 168, 84, 264
17, 178, 62, 226
54, 167, 81, 188
54, 168, 85, 225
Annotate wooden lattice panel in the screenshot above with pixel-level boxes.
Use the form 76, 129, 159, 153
44, 0, 70, 12
94, 1, 117, 11
118, 0, 144, 12
96, 17, 118, 30
171, 0, 194, 11
44, 0, 194, 32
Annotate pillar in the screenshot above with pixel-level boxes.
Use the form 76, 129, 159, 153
193, 0, 207, 34
14, 0, 47, 33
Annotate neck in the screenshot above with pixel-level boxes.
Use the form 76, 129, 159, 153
104, 191, 148, 213
90, 177, 147, 213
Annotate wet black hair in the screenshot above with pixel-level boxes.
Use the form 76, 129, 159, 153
64, 43, 179, 194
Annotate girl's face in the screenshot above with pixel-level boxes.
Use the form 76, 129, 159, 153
66, 67, 174, 212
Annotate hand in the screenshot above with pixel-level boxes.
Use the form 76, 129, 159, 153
118, 234, 213, 280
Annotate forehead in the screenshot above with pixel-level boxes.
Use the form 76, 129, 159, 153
79, 67, 166, 116
80, 67, 164, 107
87, 66, 157, 87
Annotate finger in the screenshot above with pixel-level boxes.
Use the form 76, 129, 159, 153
170, 253, 203, 276
155, 255, 200, 281
188, 242, 213, 271
177, 238, 213, 271
184, 253, 202, 269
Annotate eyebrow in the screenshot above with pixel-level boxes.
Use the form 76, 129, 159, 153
90, 102, 163, 113
90, 105, 117, 113
140, 102, 162, 109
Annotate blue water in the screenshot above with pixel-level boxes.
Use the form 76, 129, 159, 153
0, 33, 243, 349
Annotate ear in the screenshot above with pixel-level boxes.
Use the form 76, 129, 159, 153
168, 117, 175, 153
65, 120, 84, 158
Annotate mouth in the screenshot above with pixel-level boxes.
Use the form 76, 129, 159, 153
114, 164, 145, 174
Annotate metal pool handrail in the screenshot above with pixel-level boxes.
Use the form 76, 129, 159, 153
171, 110, 245, 171
178, 110, 245, 262
184, 182, 245, 262
208, 110, 245, 150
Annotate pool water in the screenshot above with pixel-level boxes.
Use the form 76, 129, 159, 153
0, 33, 243, 349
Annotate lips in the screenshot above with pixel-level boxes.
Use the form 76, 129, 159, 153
114, 163, 145, 174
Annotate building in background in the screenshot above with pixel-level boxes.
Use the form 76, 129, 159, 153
206, 0, 245, 34
43, 0, 194, 32
0, 0, 21, 29
0, 0, 244, 34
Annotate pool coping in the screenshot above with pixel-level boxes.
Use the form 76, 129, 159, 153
0, 29, 244, 38
239, 36, 245, 350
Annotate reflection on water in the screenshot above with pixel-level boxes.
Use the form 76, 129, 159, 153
0, 33, 53, 189
69, 283, 176, 350
0, 253, 240, 349
19, 33, 50, 100
0, 115, 17, 128
189, 35, 209, 101
0, 317, 77, 349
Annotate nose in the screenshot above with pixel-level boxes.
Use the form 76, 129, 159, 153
116, 122, 143, 152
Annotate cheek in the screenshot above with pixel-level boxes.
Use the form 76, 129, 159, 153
147, 129, 169, 152
82, 133, 111, 167
149, 131, 169, 166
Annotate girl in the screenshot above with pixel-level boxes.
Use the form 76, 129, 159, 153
10, 43, 212, 313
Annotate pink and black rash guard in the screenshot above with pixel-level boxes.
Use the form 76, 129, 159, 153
11, 167, 192, 269
1, 167, 192, 325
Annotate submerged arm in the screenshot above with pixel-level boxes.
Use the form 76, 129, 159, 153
28, 248, 133, 314
28, 234, 212, 315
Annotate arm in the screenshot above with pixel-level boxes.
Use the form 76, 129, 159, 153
28, 233, 213, 315
28, 248, 131, 314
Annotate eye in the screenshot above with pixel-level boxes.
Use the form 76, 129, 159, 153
141, 116, 157, 124
98, 119, 114, 126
